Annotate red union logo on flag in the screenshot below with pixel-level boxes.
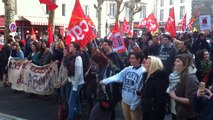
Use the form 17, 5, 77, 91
66, 0, 95, 47
67, 20, 89, 41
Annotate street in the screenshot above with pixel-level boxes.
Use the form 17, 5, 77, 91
0, 85, 171, 120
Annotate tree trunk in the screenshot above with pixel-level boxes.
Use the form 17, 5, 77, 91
48, 0, 56, 34
96, 0, 104, 37
129, 9, 134, 30
3, 0, 16, 42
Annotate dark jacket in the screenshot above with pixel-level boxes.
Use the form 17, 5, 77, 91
96, 63, 120, 109
106, 52, 124, 71
40, 48, 52, 66
158, 44, 176, 74
175, 74, 199, 120
142, 70, 169, 120
193, 95, 213, 120
191, 39, 211, 55
0, 44, 11, 63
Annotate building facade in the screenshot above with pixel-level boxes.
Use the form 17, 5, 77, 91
0, 0, 150, 39
192, 0, 213, 30
154, 0, 193, 32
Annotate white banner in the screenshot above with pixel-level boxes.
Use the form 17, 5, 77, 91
199, 15, 211, 30
8, 59, 60, 95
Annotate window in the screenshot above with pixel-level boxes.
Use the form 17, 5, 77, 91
84, 5, 89, 16
62, 4, 66, 16
109, 3, 116, 18
46, 5, 49, 14
170, 0, 174, 5
181, 0, 185, 3
140, 6, 146, 18
160, 0, 164, 7
160, 9, 164, 21
180, 6, 185, 19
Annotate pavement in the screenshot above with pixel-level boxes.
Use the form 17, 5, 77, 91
0, 83, 171, 120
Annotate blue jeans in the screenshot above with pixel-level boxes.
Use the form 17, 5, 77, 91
60, 83, 71, 102
68, 84, 83, 120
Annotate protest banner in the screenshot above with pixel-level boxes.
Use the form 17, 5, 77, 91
8, 59, 59, 95
8, 59, 28, 91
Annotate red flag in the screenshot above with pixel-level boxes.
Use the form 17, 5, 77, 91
165, 7, 176, 38
108, 22, 126, 53
122, 18, 130, 33
187, 6, 201, 31
138, 18, 148, 28
181, 13, 187, 31
48, 20, 53, 46
110, 22, 120, 33
86, 15, 98, 38
31, 27, 37, 40
39, 0, 58, 11
66, 0, 95, 48
146, 13, 159, 32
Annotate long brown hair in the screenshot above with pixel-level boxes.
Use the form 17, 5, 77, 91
91, 52, 109, 68
175, 54, 194, 83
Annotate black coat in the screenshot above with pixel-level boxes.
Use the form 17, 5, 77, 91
193, 95, 213, 120
142, 70, 169, 120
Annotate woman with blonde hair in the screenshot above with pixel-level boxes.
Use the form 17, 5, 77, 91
141, 56, 169, 120
11, 42, 24, 60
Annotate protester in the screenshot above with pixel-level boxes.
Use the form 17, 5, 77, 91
27, 41, 41, 66
52, 40, 64, 68
40, 40, 53, 66
193, 83, 213, 120
89, 52, 120, 120
169, 54, 199, 120
176, 40, 192, 56
58, 46, 70, 120
65, 42, 85, 120
100, 52, 146, 120
191, 33, 211, 60
0, 38, 13, 87
141, 56, 169, 120
195, 49, 212, 88
158, 34, 176, 74
10, 42, 24, 60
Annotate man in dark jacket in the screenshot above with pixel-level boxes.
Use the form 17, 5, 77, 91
102, 39, 124, 70
102, 39, 123, 108
158, 34, 176, 74
191, 33, 211, 56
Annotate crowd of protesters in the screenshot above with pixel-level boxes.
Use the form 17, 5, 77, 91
0, 30, 213, 120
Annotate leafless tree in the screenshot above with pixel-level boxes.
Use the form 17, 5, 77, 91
2, 0, 16, 41
125, 0, 145, 30
94, 0, 105, 37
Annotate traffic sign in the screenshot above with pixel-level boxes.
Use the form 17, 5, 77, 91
9, 22, 17, 32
